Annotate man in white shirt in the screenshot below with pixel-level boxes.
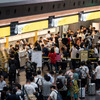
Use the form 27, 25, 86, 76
0, 76, 7, 91
47, 71, 55, 84
32, 73, 42, 86
24, 80, 36, 95
46, 31, 51, 39
95, 60, 100, 90
79, 61, 90, 89
71, 44, 78, 58
30, 77, 38, 91
48, 86, 57, 100
54, 44, 59, 54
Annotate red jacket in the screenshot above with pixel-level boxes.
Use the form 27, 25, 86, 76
48, 53, 57, 63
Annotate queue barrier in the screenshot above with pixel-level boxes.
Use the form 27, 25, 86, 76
0, 56, 98, 72
42, 56, 98, 60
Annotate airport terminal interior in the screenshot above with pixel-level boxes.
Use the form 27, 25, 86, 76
1, 0, 100, 100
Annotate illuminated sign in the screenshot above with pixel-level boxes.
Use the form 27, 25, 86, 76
80, 11, 100, 21
17, 20, 48, 34
52, 15, 79, 27
0, 26, 10, 38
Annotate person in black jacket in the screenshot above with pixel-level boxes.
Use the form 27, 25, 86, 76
8, 54, 17, 85
6, 88, 20, 100
14, 47, 20, 76
62, 34, 69, 46
34, 41, 41, 51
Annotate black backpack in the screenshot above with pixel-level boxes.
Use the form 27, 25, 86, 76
9, 63, 16, 73
56, 78, 63, 90
65, 75, 71, 88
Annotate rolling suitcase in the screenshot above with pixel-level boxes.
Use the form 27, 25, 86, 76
79, 80, 85, 99
79, 87, 85, 99
88, 83, 96, 95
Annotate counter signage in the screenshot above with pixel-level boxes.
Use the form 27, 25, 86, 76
17, 20, 48, 34
0, 26, 10, 38
51, 15, 79, 27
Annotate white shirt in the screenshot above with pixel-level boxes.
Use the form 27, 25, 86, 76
71, 47, 78, 58
54, 47, 59, 54
79, 66, 89, 79
79, 48, 84, 51
95, 66, 100, 79
98, 40, 100, 43
46, 34, 51, 38
37, 75, 43, 79
34, 77, 39, 83
50, 90, 57, 100
0, 80, 6, 91
48, 74, 54, 83
94, 48, 98, 54
31, 82, 38, 92
34, 77, 42, 86
24, 84, 35, 95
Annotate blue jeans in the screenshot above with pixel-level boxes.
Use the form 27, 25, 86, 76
50, 63, 58, 72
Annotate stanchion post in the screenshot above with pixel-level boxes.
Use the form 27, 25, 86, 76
34, 31, 37, 43
5, 36, 9, 48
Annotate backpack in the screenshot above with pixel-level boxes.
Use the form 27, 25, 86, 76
54, 91, 63, 100
56, 78, 63, 90
35, 78, 40, 92
75, 68, 82, 79
9, 63, 16, 73
65, 75, 71, 88
27, 50, 32, 61
79, 67, 87, 79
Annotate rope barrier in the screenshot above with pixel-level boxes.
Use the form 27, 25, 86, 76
42, 56, 98, 60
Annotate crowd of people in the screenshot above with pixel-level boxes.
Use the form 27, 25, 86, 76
0, 24, 100, 100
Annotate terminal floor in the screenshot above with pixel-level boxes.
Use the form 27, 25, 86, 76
83, 95, 100, 100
